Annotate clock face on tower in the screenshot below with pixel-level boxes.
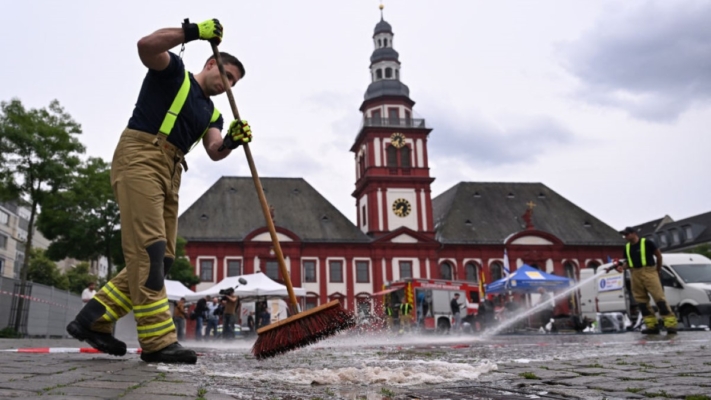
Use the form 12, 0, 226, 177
390, 132, 406, 148
392, 198, 412, 217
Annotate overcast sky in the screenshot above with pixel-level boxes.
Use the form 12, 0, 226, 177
2, 1, 710, 231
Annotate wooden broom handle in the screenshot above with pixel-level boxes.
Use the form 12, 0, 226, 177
210, 43, 299, 311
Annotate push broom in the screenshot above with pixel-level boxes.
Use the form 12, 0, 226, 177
210, 43, 356, 359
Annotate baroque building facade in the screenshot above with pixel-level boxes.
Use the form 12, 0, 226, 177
179, 12, 623, 315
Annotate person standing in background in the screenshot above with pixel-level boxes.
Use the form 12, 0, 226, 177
81, 282, 97, 303
172, 297, 187, 341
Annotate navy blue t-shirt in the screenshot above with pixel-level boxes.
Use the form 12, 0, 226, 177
623, 238, 658, 267
127, 52, 224, 154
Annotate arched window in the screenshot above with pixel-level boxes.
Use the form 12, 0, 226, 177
587, 261, 600, 270
384, 38, 388, 47
376, 69, 383, 80
387, 146, 398, 167
564, 261, 577, 282
400, 146, 411, 168
440, 262, 453, 280
530, 263, 540, 270
490, 262, 503, 282
385, 67, 392, 78
378, 39, 382, 47
465, 262, 479, 283
395, 69, 399, 79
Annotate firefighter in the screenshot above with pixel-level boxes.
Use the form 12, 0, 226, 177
613, 227, 678, 334
399, 302, 413, 333
66, 18, 253, 364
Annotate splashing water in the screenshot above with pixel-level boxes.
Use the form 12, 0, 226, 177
482, 267, 611, 337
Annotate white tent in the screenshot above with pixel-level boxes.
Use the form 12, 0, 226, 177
165, 279, 195, 302
185, 272, 306, 302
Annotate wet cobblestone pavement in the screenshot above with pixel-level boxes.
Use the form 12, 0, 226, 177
1, 331, 710, 399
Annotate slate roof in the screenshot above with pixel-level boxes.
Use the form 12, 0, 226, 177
178, 177, 370, 243
631, 214, 676, 237
633, 211, 711, 252
370, 47, 400, 64
374, 19, 392, 35
364, 80, 410, 101
432, 182, 624, 246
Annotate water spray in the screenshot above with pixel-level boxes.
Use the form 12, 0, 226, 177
482, 266, 615, 337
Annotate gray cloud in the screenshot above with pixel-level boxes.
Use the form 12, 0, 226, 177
427, 110, 576, 167
559, 1, 711, 122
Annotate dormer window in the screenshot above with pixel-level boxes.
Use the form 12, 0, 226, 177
658, 233, 668, 247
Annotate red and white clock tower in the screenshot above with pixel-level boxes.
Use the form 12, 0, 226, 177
351, 8, 435, 239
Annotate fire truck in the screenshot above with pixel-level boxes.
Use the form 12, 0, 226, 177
379, 278, 482, 333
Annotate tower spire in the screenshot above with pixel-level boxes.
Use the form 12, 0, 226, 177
379, 2, 384, 20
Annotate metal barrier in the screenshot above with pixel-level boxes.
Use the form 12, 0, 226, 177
0, 276, 83, 338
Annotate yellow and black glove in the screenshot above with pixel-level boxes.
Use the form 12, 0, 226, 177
222, 120, 252, 150
182, 18, 223, 45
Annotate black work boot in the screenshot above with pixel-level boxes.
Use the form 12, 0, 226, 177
140, 342, 197, 364
66, 321, 127, 356
666, 327, 678, 334
641, 327, 660, 335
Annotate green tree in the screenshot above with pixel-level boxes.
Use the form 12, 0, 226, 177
0, 99, 84, 330
690, 244, 711, 259
64, 262, 98, 295
37, 157, 121, 277
27, 249, 69, 290
167, 236, 200, 287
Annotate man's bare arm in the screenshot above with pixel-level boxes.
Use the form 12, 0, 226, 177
655, 249, 663, 272
203, 128, 232, 161
137, 28, 185, 71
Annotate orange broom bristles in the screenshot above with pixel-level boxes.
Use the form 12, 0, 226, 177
251, 300, 356, 359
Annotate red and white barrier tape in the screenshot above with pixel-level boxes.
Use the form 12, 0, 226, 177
0, 347, 142, 354
0, 289, 80, 310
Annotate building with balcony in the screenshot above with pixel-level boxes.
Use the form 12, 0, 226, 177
178, 7, 623, 314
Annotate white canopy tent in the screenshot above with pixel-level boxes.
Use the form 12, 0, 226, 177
185, 272, 306, 302
165, 279, 195, 302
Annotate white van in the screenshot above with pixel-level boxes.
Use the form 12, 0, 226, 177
579, 253, 711, 327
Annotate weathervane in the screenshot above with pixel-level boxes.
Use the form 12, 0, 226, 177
379, 1, 384, 19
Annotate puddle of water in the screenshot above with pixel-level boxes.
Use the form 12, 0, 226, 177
163, 358, 497, 386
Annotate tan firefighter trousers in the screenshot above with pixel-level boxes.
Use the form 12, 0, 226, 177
90, 128, 184, 352
630, 266, 677, 328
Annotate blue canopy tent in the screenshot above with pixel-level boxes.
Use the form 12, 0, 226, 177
485, 265, 571, 294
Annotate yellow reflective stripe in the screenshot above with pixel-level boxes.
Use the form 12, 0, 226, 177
158, 70, 191, 136
100, 282, 132, 313
136, 319, 175, 338
94, 297, 119, 321
134, 299, 170, 318
190, 107, 221, 152
626, 239, 648, 267
626, 242, 633, 268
